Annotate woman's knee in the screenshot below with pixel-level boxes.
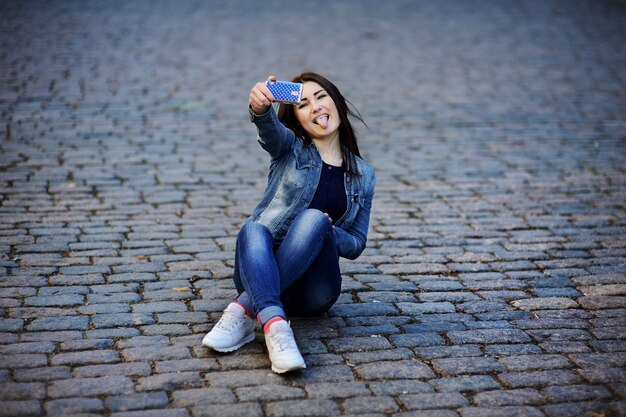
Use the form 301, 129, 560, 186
237, 222, 272, 251
238, 222, 271, 241
292, 209, 332, 233
298, 208, 327, 222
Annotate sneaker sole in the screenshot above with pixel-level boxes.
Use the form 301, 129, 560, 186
202, 331, 256, 353
271, 362, 306, 374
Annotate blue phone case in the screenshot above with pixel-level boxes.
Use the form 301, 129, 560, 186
266, 80, 303, 104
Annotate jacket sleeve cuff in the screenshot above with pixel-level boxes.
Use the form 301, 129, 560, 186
334, 227, 363, 260
249, 105, 272, 121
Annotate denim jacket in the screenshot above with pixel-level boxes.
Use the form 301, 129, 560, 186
248, 107, 376, 260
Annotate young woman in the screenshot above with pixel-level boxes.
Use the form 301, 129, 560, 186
203, 72, 376, 373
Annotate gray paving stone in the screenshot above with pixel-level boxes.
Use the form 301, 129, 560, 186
117, 336, 170, 348
90, 283, 140, 293
215, 353, 271, 370
343, 348, 413, 365
0, 400, 42, 417
9, 306, 77, 319
25, 294, 84, 307
355, 360, 435, 380
532, 288, 581, 298
416, 345, 482, 359
132, 301, 188, 313
578, 367, 626, 383
0, 382, 46, 400
330, 302, 398, 317
588, 339, 626, 352
140, 323, 192, 336
568, 352, 626, 368
79, 303, 132, 314
154, 358, 218, 374
511, 298, 579, 310
83, 292, 141, 304
0, 354, 47, 369
392, 410, 459, 417
542, 401, 613, 417
45, 397, 104, 415
171, 388, 236, 406
49, 273, 105, 285
473, 388, 544, 406
420, 292, 479, 302
342, 396, 399, 414
60, 338, 114, 351
235, 384, 305, 402
73, 362, 152, 378
526, 329, 593, 342
0, 342, 55, 354
48, 376, 135, 398
368, 379, 434, 396
390, 333, 446, 347
265, 399, 340, 417
326, 336, 392, 353
305, 381, 370, 399
59, 265, 111, 275
157, 312, 207, 324
20, 330, 83, 343
108, 273, 158, 283
91, 313, 155, 328
14, 366, 71, 382
539, 341, 590, 353
499, 370, 581, 388
432, 357, 503, 375
341, 324, 400, 336
26, 316, 89, 331
399, 393, 469, 410
512, 318, 589, 330
86, 328, 140, 339
397, 302, 456, 314
458, 406, 545, 417
105, 391, 170, 412
136, 372, 204, 392
122, 346, 191, 362
402, 322, 466, 333
542, 384, 612, 402
293, 365, 355, 383
430, 376, 501, 393
447, 329, 531, 344
51, 350, 119, 366
112, 410, 190, 417
204, 370, 285, 387
191, 402, 263, 417
498, 354, 572, 371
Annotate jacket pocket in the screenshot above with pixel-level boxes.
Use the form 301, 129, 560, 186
279, 152, 306, 187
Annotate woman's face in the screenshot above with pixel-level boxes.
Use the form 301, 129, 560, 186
294, 81, 340, 140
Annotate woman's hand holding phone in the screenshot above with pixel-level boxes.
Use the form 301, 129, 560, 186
249, 75, 277, 115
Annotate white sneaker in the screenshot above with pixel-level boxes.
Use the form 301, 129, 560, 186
202, 302, 255, 352
264, 319, 306, 373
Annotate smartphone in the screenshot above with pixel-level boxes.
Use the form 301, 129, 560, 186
266, 80, 303, 105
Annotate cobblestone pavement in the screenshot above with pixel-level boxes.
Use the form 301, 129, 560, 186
1, 0, 625, 416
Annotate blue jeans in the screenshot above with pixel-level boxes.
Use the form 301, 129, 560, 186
233, 209, 342, 325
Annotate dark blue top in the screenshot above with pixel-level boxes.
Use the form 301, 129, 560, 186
308, 161, 347, 224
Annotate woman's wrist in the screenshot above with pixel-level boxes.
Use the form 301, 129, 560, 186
248, 105, 272, 122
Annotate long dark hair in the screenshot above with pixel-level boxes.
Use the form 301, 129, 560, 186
277, 72, 366, 175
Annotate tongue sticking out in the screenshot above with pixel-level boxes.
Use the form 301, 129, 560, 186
316, 115, 329, 129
